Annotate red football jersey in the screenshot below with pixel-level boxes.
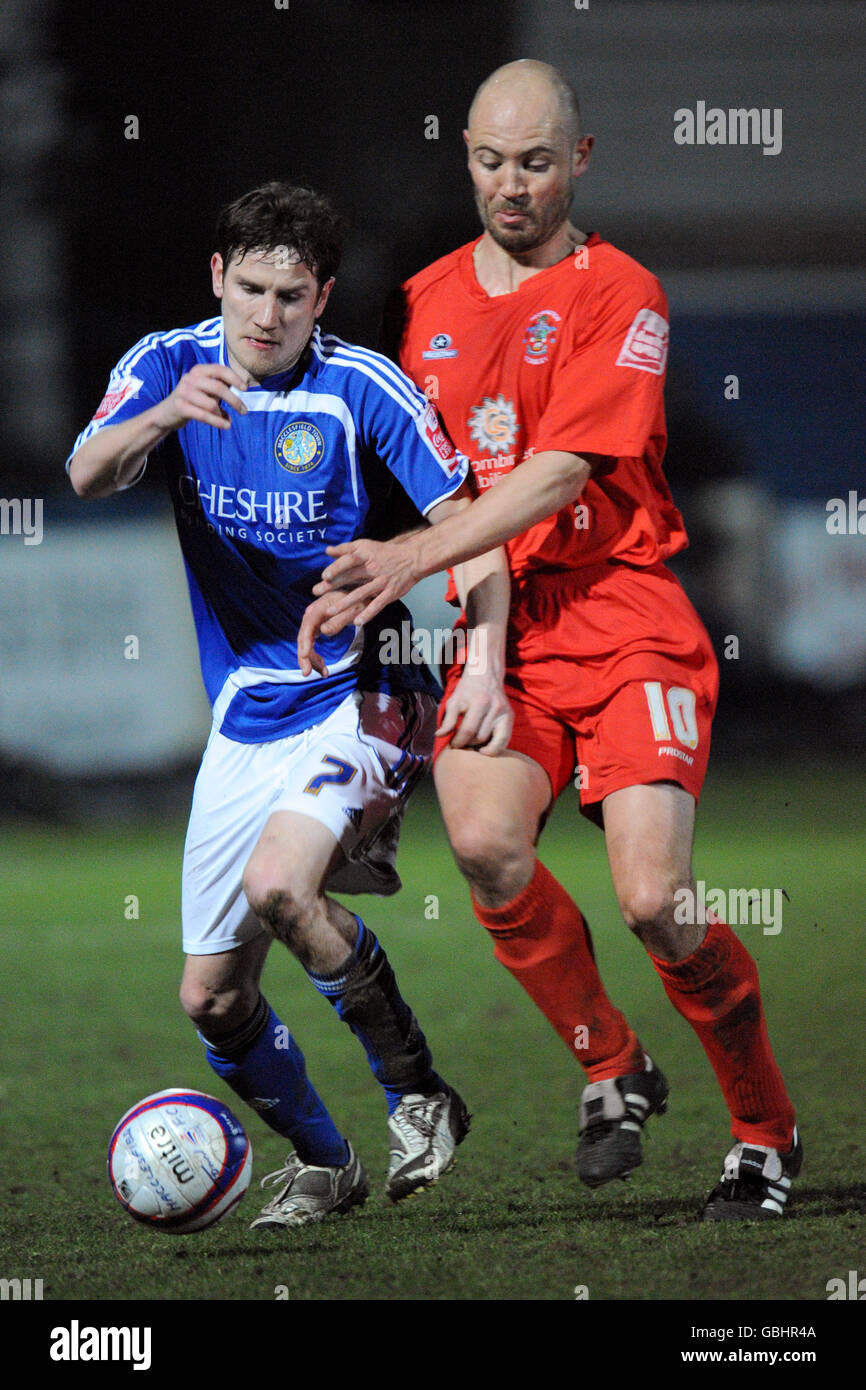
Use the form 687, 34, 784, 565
397, 233, 688, 585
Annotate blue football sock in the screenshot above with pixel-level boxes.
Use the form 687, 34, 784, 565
200, 994, 349, 1167
306, 917, 444, 1114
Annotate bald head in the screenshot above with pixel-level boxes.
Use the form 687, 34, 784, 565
468, 60, 581, 146
464, 60, 591, 258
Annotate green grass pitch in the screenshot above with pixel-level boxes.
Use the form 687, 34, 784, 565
1, 756, 863, 1302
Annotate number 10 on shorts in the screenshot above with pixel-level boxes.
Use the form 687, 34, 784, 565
643, 682, 699, 750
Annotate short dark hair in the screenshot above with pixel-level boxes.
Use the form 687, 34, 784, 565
216, 182, 344, 287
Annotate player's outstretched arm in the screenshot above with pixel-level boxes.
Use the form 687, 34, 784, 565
298, 492, 514, 755
296, 523, 430, 677
299, 488, 478, 653
296, 494, 475, 673
68, 363, 251, 499
312, 448, 605, 627
438, 546, 512, 757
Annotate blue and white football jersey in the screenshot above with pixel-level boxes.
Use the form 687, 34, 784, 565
68, 318, 468, 742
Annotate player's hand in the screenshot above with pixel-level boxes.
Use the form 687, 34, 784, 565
436, 665, 513, 756
154, 364, 253, 433
297, 590, 366, 677
311, 538, 421, 630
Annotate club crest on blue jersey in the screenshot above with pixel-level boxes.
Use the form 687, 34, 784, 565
274, 421, 325, 473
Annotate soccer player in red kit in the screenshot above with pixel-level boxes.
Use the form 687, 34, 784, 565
303, 60, 800, 1220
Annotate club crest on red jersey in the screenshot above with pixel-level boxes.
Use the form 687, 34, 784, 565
93, 375, 143, 423
467, 395, 520, 455
615, 309, 669, 375
523, 309, 561, 365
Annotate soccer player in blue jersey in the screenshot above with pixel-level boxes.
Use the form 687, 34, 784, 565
67, 182, 512, 1228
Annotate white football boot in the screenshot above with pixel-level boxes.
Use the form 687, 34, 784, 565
250, 1142, 368, 1228
386, 1085, 471, 1201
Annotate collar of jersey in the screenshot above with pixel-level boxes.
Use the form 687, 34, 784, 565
459, 231, 602, 302
218, 320, 318, 392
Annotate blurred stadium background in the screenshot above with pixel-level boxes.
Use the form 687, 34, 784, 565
1, 0, 864, 816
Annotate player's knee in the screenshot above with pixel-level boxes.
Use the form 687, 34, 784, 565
618, 875, 683, 939
449, 821, 531, 901
179, 977, 257, 1033
242, 863, 315, 944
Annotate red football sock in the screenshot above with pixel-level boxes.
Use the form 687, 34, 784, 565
650, 914, 796, 1148
473, 860, 644, 1080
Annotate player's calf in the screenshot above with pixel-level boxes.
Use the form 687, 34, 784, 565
306, 916, 471, 1198
306, 917, 441, 1095
197, 992, 355, 1173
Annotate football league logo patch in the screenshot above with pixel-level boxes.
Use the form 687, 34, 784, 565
615, 309, 669, 375
93, 375, 143, 423
467, 395, 520, 456
275, 421, 325, 473
421, 403, 460, 475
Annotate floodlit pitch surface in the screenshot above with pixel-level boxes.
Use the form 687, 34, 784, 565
2, 758, 863, 1302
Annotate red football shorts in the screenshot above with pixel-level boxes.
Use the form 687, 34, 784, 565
435, 561, 720, 818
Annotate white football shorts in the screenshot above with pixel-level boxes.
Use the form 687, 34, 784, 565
181, 688, 437, 955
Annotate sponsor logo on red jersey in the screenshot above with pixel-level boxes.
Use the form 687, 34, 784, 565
467, 395, 520, 455
615, 309, 669, 375
93, 375, 144, 422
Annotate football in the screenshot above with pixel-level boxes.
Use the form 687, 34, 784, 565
108, 1089, 252, 1233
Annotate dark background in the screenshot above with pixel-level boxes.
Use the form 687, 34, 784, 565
62, 0, 511, 433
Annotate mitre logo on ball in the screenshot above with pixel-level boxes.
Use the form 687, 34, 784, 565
107, 1089, 252, 1233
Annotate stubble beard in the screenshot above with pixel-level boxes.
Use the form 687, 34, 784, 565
475, 184, 573, 254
